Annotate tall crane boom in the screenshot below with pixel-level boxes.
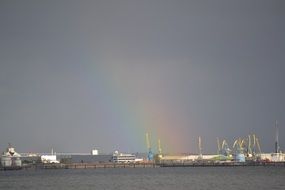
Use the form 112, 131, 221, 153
157, 139, 162, 155
247, 135, 252, 155
256, 137, 262, 154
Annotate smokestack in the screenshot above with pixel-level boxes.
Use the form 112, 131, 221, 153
275, 120, 279, 153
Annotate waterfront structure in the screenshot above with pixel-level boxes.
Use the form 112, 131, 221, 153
271, 153, 285, 162
40, 148, 60, 163
1, 144, 22, 168
111, 151, 143, 163
41, 155, 60, 163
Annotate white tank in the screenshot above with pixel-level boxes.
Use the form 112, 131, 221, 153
1, 157, 12, 167
13, 158, 22, 167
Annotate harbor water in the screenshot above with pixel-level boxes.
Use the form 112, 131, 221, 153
1, 167, 285, 190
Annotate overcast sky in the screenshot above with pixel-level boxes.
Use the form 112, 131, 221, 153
0, 0, 284, 154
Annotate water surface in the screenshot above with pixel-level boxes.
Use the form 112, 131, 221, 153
1, 167, 285, 190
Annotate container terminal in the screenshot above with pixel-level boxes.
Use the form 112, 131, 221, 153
1, 144, 284, 170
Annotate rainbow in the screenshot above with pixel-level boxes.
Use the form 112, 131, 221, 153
77, 58, 192, 153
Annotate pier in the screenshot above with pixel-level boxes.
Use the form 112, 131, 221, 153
158, 161, 285, 167
22, 162, 158, 170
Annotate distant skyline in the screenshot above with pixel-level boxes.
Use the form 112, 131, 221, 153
0, 0, 285, 154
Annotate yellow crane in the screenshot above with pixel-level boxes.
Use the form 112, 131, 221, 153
233, 138, 244, 153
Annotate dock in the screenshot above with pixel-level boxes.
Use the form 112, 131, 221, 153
158, 161, 285, 167
2, 161, 285, 171
15, 161, 285, 170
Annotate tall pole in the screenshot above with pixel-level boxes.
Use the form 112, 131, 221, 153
198, 136, 202, 159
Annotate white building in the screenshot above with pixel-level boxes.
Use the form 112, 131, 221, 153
259, 153, 285, 162
41, 155, 60, 164
40, 148, 60, 163
111, 151, 139, 163
91, 149, 99, 155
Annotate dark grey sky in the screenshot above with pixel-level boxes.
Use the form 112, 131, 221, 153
0, 0, 284, 154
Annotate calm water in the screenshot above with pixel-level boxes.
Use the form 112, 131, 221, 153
1, 167, 285, 190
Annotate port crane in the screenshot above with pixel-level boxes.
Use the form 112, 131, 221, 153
247, 135, 252, 156
251, 134, 262, 157
221, 139, 231, 156
145, 133, 154, 161
231, 134, 263, 161
233, 138, 244, 154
